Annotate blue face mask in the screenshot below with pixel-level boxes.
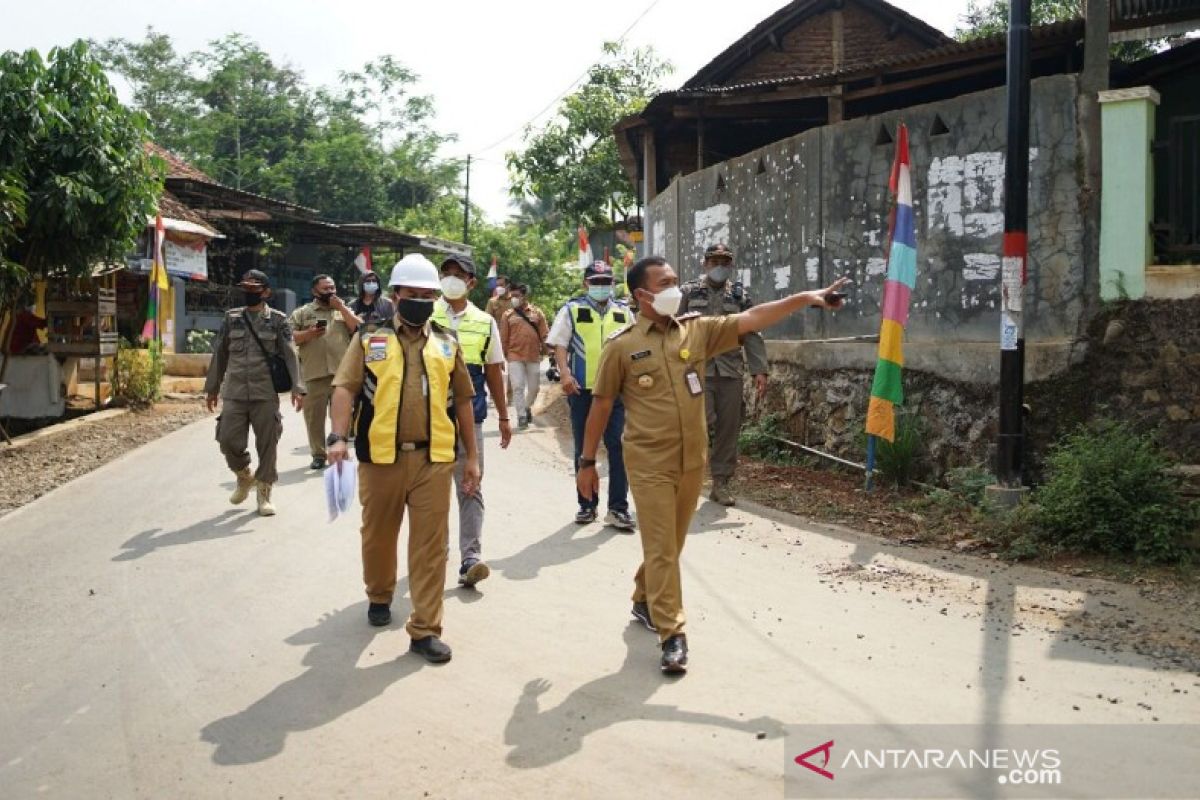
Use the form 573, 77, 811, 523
588, 285, 613, 303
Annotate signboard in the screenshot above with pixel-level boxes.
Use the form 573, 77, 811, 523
164, 234, 208, 281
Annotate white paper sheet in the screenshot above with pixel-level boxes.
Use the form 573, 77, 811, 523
324, 460, 358, 522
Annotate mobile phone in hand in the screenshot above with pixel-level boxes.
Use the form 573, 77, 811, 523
316, 319, 329, 329
825, 292, 846, 303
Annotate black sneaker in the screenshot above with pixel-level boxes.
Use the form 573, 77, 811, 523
661, 634, 688, 674
631, 601, 656, 632
410, 635, 452, 663
525, 410, 533, 426
605, 509, 635, 532
458, 558, 490, 588
574, 507, 598, 524
367, 603, 391, 627
310, 455, 327, 470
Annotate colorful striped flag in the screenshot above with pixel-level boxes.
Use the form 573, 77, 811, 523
866, 123, 915, 445
140, 215, 168, 342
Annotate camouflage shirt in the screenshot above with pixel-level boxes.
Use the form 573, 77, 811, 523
678, 278, 768, 379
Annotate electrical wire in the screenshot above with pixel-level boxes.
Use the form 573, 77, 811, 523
455, 0, 664, 159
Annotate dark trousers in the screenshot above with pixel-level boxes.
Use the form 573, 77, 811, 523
568, 391, 628, 512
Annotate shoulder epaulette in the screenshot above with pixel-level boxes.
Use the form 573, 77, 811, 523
676, 311, 703, 322
606, 326, 632, 341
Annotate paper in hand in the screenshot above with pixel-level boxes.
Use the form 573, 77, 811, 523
324, 460, 358, 522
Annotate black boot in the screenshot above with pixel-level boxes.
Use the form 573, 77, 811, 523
367, 603, 391, 627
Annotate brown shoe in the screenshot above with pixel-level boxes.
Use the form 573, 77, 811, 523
256, 481, 276, 516
709, 478, 736, 507
229, 467, 254, 505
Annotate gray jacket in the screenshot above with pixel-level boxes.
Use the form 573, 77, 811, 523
679, 278, 769, 379
204, 306, 305, 402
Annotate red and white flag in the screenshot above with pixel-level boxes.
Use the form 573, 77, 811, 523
354, 246, 373, 274
578, 226, 592, 270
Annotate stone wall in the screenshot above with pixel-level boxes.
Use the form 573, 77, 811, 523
646, 74, 1089, 345
754, 297, 1200, 477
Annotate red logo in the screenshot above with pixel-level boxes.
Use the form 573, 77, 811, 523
795, 740, 835, 780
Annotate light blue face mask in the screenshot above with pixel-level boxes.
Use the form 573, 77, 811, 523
588, 285, 613, 302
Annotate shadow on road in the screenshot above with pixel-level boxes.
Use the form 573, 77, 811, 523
218, 465, 314, 491
113, 509, 258, 561
488, 521, 621, 581
504, 623, 785, 768
200, 597, 420, 766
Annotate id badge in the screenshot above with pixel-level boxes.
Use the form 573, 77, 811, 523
685, 368, 703, 397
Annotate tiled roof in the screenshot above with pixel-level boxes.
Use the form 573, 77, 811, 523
144, 142, 215, 183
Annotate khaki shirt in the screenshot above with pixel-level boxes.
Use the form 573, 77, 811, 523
332, 322, 475, 444
204, 306, 304, 402
500, 304, 549, 363
290, 301, 353, 382
485, 294, 512, 325
592, 312, 741, 474
679, 278, 769, 379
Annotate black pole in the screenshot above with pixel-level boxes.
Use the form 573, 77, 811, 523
997, 0, 1031, 488
463, 154, 472, 245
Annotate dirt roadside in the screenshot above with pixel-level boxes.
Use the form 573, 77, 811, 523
0, 400, 209, 516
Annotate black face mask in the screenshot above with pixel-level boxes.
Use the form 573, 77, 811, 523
396, 297, 434, 327
243, 291, 264, 307
316, 292, 334, 304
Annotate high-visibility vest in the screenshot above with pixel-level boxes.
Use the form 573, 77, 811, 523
567, 298, 630, 390
352, 324, 458, 464
432, 300, 492, 423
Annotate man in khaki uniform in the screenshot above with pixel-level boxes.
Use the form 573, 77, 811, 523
290, 274, 359, 469
204, 270, 306, 516
680, 243, 770, 506
578, 255, 847, 674
327, 254, 480, 664
484, 275, 512, 325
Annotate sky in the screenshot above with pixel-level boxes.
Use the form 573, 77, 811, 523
1, 0, 971, 226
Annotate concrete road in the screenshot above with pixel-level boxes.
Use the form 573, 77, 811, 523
1, 401, 1197, 799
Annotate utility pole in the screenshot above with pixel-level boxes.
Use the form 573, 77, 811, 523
992, 0, 1031, 504
462, 154, 472, 245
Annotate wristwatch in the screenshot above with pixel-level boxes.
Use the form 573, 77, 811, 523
326, 433, 349, 447
579, 457, 597, 468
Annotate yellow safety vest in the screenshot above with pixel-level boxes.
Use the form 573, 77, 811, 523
568, 299, 630, 390
432, 301, 492, 366
352, 325, 458, 464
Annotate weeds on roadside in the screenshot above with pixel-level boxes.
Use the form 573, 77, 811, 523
861, 410, 928, 487
113, 338, 163, 406
738, 413, 808, 466
185, 329, 215, 354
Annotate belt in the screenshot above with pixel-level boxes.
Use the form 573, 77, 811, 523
398, 441, 429, 452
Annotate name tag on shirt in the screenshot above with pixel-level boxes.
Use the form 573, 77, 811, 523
631, 349, 651, 362
685, 368, 703, 397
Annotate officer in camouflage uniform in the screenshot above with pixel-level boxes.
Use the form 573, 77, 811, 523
204, 270, 305, 516
679, 243, 769, 507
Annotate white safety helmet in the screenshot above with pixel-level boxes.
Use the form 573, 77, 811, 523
388, 253, 440, 290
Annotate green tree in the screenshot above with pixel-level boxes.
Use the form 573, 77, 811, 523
0, 42, 161, 307
91, 27, 198, 153
956, 0, 1160, 61
507, 41, 671, 229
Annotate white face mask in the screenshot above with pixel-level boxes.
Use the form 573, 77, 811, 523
496, 286, 507, 296
362, 282, 379, 295
511, 297, 524, 309
645, 286, 683, 318
440, 276, 468, 300
706, 266, 731, 285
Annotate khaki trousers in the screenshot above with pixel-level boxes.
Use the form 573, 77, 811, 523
216, 397, 281, 483
629, 466, 705, 642
303, 375, 334, 457
358, 452, 453, 639
705, 375, 743, 481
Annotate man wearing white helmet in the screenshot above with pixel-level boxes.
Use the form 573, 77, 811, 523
327, 253, 480, 664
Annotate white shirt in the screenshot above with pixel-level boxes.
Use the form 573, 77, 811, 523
439, 300, 505, 365
546, 298, 625, 349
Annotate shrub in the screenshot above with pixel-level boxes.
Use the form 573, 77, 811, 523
185, 329, 216, 354
1031, 420, 1197, 563
945, 465, 994, 505
113, 339, 163, 406
868, 410, 927, 487
738, 413, 802, 465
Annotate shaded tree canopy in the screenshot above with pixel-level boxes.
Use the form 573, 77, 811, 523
0, 41, 161, 303
94, 29, 461, 224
